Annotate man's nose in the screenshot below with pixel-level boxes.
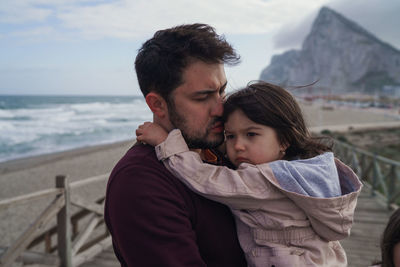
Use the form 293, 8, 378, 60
211, 97, 223, 117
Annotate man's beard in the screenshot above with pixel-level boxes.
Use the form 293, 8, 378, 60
167, 101, 224, 149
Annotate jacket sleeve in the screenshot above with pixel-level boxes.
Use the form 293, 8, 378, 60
106, 160, 207, 266
155, 129, 275, 210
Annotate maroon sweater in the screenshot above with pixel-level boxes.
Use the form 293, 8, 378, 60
105, 144, 247, 267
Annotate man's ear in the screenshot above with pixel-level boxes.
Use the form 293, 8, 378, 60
145, 92, 168, 118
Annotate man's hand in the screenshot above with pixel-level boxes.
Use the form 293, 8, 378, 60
136, 122, 168, 146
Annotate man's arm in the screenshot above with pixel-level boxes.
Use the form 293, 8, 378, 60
105, 159, 207, 266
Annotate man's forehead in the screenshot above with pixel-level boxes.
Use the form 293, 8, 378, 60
183, 61, 225, 77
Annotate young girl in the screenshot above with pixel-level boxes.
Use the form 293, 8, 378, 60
136, 81, 362, 267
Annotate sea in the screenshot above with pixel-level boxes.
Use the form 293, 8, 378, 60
0, 95, 152, 163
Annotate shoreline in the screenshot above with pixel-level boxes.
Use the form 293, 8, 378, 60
0, 138, 135, 200
1, 102, 399, 175
1, 102, 398, 172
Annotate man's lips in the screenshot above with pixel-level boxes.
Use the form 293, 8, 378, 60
211, 121, 223, 132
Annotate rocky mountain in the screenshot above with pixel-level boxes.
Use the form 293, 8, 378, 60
260, 7, 400, 94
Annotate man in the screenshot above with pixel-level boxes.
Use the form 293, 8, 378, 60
105, 23, 247, 266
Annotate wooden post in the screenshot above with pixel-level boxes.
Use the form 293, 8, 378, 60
45, 232, 52, 253
371, 154, 378, 196
56, 175, 72, 267
387, 165, 397, 209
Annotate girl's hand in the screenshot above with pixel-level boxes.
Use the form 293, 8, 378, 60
135, 122, 168, 146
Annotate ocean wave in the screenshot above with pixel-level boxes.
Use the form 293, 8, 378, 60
0, 95, 151, 162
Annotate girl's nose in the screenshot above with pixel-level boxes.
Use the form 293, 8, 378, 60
234, 138, 245, 151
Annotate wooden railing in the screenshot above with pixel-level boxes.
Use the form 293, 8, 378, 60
334, 140, 400, 209
0, 174, 111, 267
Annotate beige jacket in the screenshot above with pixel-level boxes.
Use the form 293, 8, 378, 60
156, 130, 363, 267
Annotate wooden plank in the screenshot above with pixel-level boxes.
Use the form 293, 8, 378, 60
69, 174, 108, 189
0, 195, 65, 267
0, 246, 59, 266
71, 196, 104, 216
27, 197, 105, 251
72, 236, 112, 267
57, 175, 72, 267
0, 188, 63, 211
80, 256, 120, 267
72, 214, 101, 256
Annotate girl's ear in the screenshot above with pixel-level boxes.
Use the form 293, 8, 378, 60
280, 141, 289, 152
145, 92, 168, 119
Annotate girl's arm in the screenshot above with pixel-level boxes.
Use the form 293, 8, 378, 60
154, 129, 274, 210
150, 128, 363, 242
136, 122, 169, 146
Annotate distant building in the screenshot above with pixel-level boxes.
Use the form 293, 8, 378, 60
382, 85, 400, 98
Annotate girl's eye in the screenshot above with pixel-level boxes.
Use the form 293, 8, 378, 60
247, 132, 257, 137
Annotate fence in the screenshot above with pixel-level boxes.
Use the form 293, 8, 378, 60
0, 174, 110, 267
334, 140, 400, 209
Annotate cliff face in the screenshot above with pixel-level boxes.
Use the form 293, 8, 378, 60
260, 7, 400, 93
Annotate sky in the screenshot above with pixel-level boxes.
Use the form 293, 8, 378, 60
1, 0, 399, 96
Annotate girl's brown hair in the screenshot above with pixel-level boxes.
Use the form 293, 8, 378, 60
223, 81, 332, 160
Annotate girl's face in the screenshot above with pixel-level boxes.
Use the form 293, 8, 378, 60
224, 109, 286, 167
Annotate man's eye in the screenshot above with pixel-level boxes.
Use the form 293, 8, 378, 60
195, 97, 208, 101
225, 134, 234, 140
247, 132, 257, 137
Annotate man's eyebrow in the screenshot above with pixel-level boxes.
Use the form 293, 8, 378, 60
220, 81, 227, 91
193, 82, 228, 96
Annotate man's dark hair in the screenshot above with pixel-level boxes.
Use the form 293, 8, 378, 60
134, 23, 240, 100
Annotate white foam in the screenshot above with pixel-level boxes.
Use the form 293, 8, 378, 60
0, 97, 153, 162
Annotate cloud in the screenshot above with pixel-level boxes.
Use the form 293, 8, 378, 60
11, 26, 55, 37
0, 1, 52, 23
273, 0, 400, 50
329, 0, 400, 49
56, 0, 332, 39
272, 10, 318, 50
0, 0, 114, 24
1, 0, 331, 40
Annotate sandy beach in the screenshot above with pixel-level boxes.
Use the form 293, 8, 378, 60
0, 139, 135, 247
302, 102, 400, 130
1, 103, 399, 248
